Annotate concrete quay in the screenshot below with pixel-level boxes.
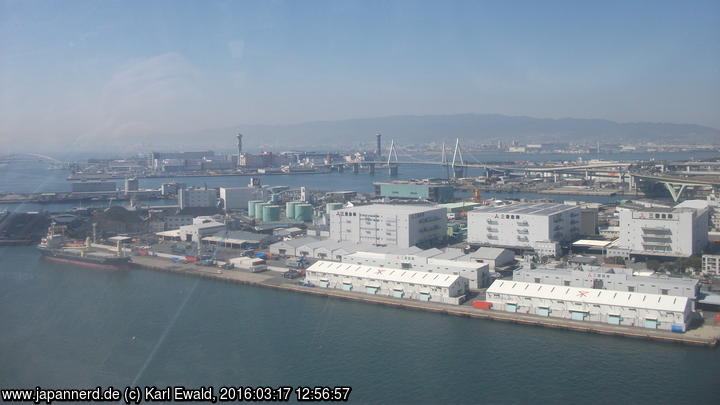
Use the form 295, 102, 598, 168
129, 255, 720, 348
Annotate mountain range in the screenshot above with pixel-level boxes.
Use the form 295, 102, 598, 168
209, 114, 720, 151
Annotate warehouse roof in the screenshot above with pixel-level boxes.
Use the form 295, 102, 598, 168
572, 239, 614, 248
336, 204, 443, 215
514, 266, 698, 288
471, 202, 578, 216
438, 202, 481, 211
466, 247, 514, 261
307, 261, 461, 288
275, 236, 323, 248
674, 200, 710, 211
269, 237, 423, 255
487, 280, 689, 312
431, 249, 466, 260
413, 248, 444, 258
202, 230, 270, 245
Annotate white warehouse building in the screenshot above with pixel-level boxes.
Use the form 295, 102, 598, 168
219, 186, 268, 211
513, 265, 699, 298
467, 203, 581, 257
156, 216, 226, 243
329, 204, 447, 248
305, 261, 468, 305
615, 200, 709, 258
486, 280, 692, 332
178, 188, 218, 210
342, 251, 490, 289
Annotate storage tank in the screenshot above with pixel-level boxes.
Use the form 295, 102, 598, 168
254, 202, 270, 220
262, 205, 281, 222
285, 201, 299, 219
294, 203, 313, 222
248, 200, 264, 217
326, 202, 343, 213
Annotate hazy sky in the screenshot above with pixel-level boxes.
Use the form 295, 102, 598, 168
1, 0, 719, 151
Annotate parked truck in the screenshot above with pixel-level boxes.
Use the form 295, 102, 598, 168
285, 256, 308, 269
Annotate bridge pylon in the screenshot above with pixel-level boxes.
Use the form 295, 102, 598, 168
451, 138, 465, 178
387, 139, 399, 176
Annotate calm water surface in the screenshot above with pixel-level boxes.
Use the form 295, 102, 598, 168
1, 152, 719, 403
1, 247, 719, 404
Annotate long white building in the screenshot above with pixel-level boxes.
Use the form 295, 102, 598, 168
513, 265, 699, 298
342, 251, 490, 289
615, 200, 709, 258
329, 204, 447, 248
486, 280, 692, 332
467, 203, 581, 256
305, 261, 468, 305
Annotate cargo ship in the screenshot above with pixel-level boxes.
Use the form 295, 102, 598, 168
37, 224, 130, 270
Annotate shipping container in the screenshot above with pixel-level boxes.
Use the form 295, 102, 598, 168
472, 300, 493, 310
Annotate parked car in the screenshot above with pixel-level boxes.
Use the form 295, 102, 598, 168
283, 270, 301, 279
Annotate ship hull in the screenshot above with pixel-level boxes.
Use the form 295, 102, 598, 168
39, 249, 130, 270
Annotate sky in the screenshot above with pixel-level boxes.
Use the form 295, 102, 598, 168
1, 0, 719, 152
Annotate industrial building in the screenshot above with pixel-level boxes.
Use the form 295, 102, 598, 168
438, 202, 482, 219
268, 237, 423, 261
615, 200, 709, 258
374, 182, 455, 203
342, 251, 490, 289
160, 182, 185, 196
467, 202, 581, 256
513, 265, 699, 298
458, 247, 516, 272
305, 261, 469, 305
178, 188, 218, 210
329, 204, 447, 248
146, 209, 194, 231
150, 151, 214, 171
156, 217, 226, 243
486, 280, 693, 331
268, 238, 510, 287
702, 254, 720, 276
219, 186, 268, 211
201, 230, 272, 249
71, 181, 117, 193
563, 201, 600, 235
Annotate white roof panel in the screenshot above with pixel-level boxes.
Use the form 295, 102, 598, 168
572, 239, 613, 248
307, 260, 461, 288
337, 204, 443, 215
487, 280, 688, 312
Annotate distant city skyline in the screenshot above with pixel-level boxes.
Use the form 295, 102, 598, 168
1, 0, 719, 153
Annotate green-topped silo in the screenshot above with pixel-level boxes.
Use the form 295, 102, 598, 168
254, 202, 270, 220
248, 200, 264, 217
262, 205, 281, 222
286, 201, 299, 219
